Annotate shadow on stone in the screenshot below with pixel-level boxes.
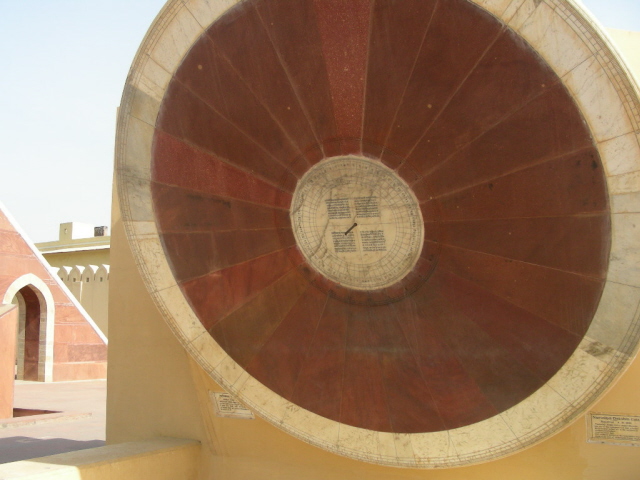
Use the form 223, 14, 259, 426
0, 436, 105, 464
12, 408, 59, 417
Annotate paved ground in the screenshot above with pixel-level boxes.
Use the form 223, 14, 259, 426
0, 380, 106, 463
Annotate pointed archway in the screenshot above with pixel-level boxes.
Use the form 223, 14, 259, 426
3, 274, 55, 382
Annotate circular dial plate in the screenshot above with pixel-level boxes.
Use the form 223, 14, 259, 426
117, 0, 640, 469
291, 156, 424, 290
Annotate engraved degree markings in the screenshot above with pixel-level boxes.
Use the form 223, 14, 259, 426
291, 156, 424, 290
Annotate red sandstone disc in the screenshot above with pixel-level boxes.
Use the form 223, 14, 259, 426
117, 0, 640, 468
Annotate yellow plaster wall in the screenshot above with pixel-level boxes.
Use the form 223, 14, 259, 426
43, 249, 110, 336
43, 250, 110, 270
108, 173, 640, 480
0, 438, 201, 480
608, 29, 640, 83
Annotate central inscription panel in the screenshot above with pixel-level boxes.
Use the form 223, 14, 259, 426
291, 156, 424, 290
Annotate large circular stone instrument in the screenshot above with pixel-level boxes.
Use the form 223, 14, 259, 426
117, 0, 640, 468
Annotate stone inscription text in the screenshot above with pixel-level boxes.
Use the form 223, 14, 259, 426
588, 413, 640, 446
210, 391, 255, 420
332, 231, 357, 253
355, 197, 380, 218
325, 199, 351, 219
361, 230, 387, 252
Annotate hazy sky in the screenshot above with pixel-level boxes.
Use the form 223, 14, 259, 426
0, 0, 165, 242
0, 0, 639, 242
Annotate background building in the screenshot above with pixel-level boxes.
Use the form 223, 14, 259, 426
0, 205, 107, 386
36, 222, 110, 337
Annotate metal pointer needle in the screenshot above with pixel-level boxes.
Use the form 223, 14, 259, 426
344, 223, 357, 235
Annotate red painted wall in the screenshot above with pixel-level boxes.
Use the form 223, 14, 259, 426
0, 305, 17, 417
0, 208, 107, 381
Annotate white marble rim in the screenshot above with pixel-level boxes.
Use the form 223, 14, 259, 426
115, 0, 640, 468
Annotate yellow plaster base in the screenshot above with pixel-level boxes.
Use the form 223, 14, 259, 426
0, 438, 200, 480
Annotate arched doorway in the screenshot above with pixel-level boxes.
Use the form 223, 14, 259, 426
13, 287, 41, 381
3, 275, 54, 382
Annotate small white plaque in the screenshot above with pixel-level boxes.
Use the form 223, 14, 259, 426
210, 391, 255, 419
587, 412, 640, 446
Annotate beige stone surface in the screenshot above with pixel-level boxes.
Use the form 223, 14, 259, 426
518, 2, 593, 77
598, 133, 640, 177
